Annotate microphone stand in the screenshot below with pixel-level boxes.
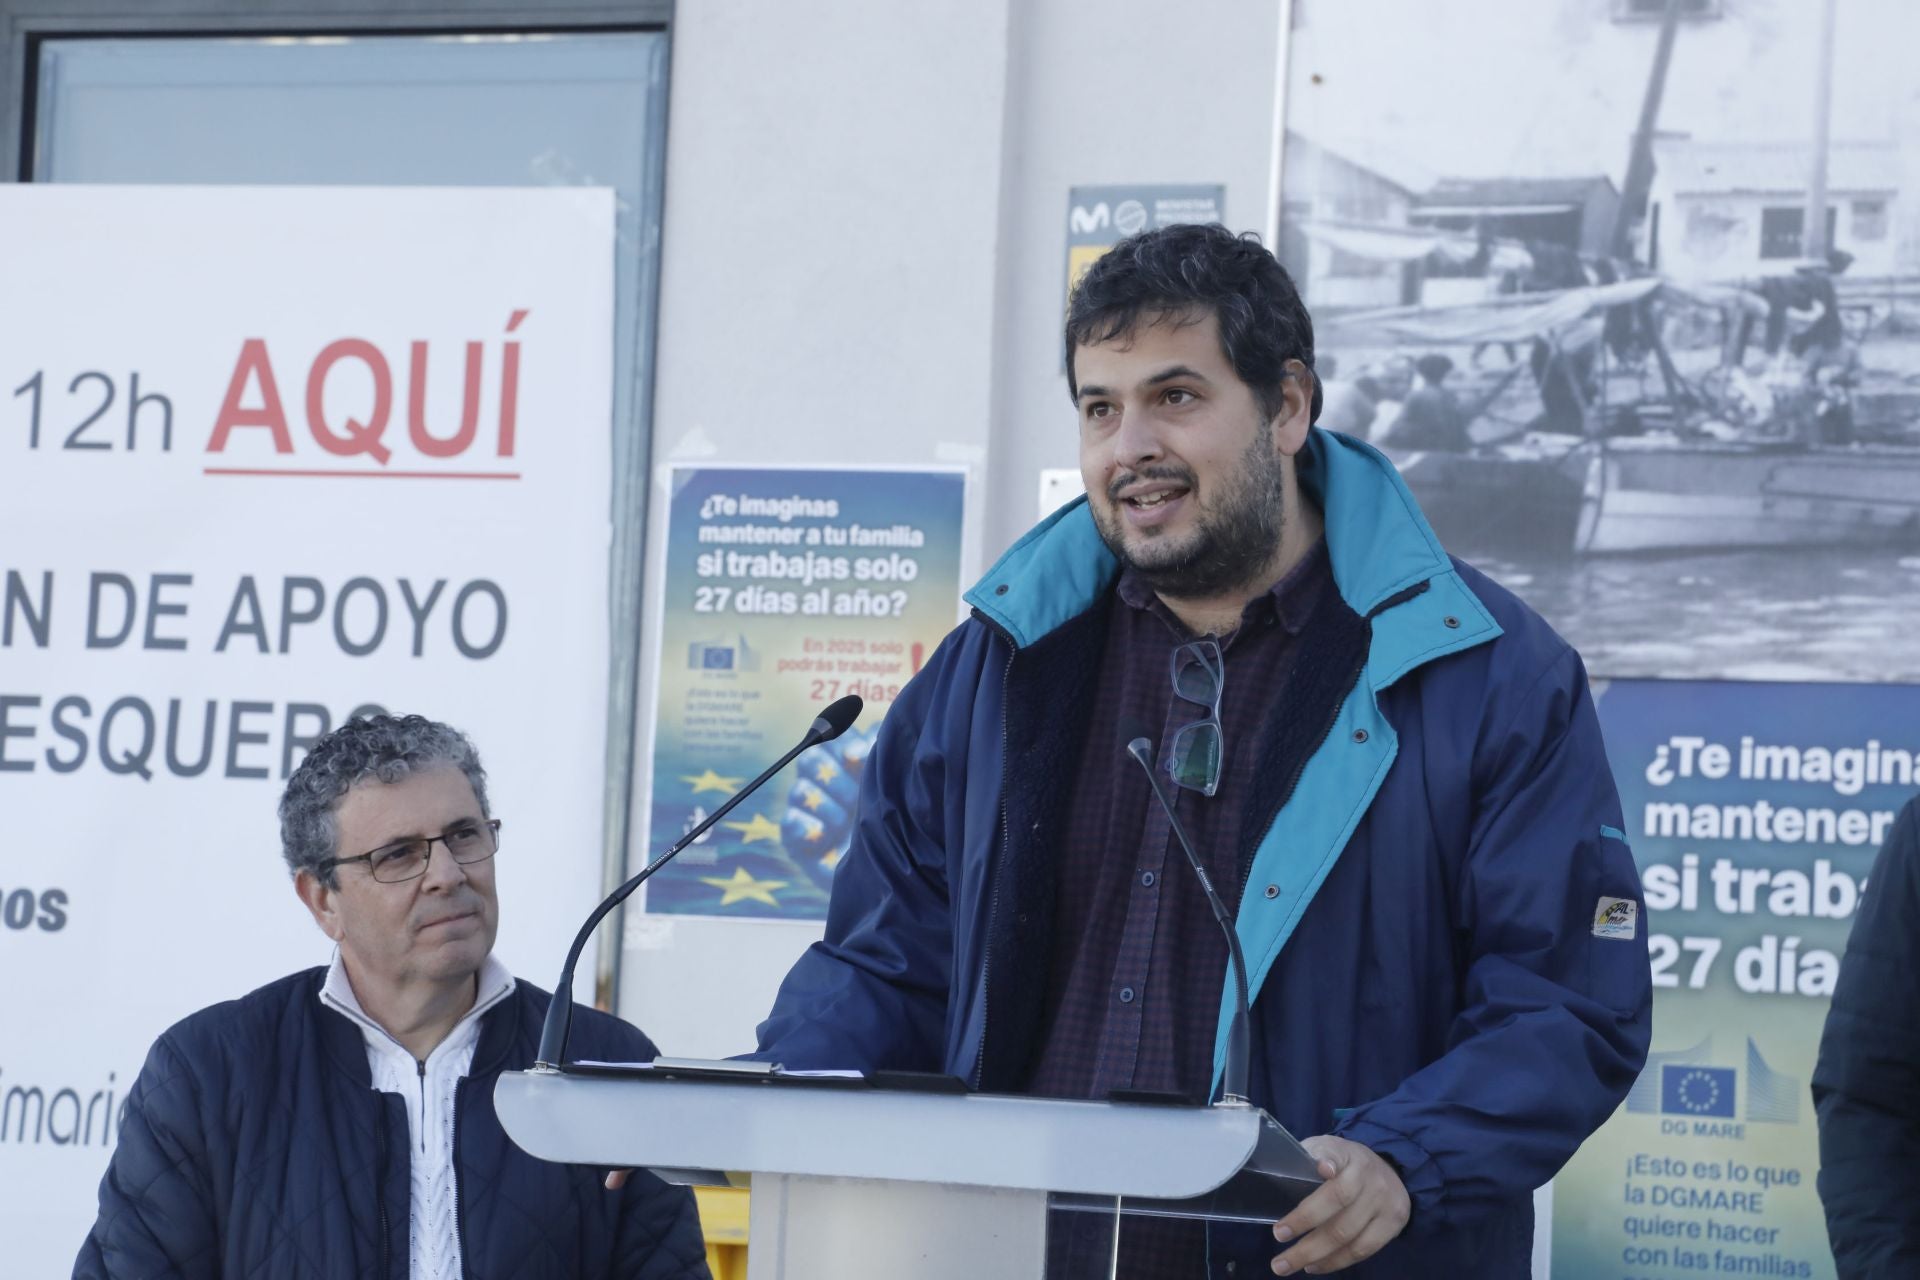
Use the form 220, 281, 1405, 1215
534, 695, 864, 1071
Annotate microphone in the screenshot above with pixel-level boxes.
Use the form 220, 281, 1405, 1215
534, 694, 865, 1070
1126, 736, 1253, 1104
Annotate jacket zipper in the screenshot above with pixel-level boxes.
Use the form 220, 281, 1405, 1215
1203, 620, 1373, 1272
375, 1101, 392, 1279
1236, 607, 1382, 896
416, 1059, 428, 1152
970, 640, 1017, 1090
1239, 684, 1352, 899
454, 1077, 470, 1278
1222, 696, 1345, 1111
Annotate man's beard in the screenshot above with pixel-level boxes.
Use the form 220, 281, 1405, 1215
1092, 430, 1288, 602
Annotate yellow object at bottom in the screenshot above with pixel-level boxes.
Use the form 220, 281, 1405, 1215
694, 1185, 749, 1280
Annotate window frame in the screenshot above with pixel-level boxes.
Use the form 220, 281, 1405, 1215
1, 0, 675, 1009
2, 0, 673, 183
1850, 198, 1889, 243
1760, 204, 1838, 261
1610, 0, 1722, 21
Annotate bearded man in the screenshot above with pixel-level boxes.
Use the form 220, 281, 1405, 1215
754, 223, 1650, 1278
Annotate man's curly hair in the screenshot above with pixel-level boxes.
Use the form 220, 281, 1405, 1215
1065, 222, 1321, 424
279, 714, 489, 887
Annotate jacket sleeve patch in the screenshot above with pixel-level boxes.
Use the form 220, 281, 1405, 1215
1593, 897, 1638, 941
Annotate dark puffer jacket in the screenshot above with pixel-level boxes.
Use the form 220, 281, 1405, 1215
1814, 797, 1920, 1278
75, 968, 709, 1279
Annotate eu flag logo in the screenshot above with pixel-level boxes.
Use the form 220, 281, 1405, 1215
1661, 1065, 1735, 1117
687, 641, 735, 670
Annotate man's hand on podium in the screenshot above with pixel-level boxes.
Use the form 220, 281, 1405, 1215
1267, 1135, 1410, 1275
604, 1169, 631, 1191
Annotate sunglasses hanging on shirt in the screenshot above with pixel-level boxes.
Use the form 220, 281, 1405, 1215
1166, 639, 1225, 796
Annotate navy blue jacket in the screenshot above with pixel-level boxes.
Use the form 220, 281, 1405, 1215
757, 429, 1652, 1277
1813, 796, 1920, 1277
76, 969, 709, 1280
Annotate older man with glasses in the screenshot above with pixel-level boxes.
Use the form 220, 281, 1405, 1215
755, 224, 1651, 1279
76, 714, 709, 1280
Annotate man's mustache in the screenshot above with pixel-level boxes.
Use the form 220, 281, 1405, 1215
1107, 465, 1197, 503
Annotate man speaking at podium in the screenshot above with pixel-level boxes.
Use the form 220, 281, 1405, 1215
75, 715, 708, 1280
757, 225, 1652, 1277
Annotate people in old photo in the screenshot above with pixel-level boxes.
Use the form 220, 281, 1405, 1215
1281, 0, 1920, 684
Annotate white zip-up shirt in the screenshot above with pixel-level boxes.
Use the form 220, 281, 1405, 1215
321, 952, 516, 1280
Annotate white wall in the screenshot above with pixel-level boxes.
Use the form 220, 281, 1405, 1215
981, 0, 1283, 559
619, 0, 1013, 1056
619, 0, 1283, 1057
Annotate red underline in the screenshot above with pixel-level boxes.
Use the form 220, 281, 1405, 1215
203, 468, 522, 481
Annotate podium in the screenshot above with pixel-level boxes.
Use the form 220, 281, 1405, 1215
495, 1062, 1322, 1279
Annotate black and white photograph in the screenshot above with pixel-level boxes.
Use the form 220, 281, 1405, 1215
1281, 0, 1920, 681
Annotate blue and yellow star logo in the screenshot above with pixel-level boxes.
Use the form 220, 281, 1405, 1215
699, 866, 788, 907
721, 812, 783, 844
682, 769, 745, 795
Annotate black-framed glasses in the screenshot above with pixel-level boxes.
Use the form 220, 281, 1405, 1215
1167, 640, 1225, 796
324, 819, 502, 884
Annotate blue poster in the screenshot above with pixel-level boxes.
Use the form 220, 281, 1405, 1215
641, 466, 967, 920
1552, 678, 1920, 1279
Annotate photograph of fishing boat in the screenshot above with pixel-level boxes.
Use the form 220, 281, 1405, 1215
1281, 0, 1920, 681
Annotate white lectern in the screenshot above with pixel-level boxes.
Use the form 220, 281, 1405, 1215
495, 1062, 1321, 1280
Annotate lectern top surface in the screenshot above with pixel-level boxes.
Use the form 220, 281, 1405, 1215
495, 1068, 1266, 1200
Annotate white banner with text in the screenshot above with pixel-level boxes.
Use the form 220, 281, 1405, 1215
0, 185, 615, 1274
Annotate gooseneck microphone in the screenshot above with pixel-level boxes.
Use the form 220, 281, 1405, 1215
1126, 736, 1253, 1104
534, 694, 865, 1070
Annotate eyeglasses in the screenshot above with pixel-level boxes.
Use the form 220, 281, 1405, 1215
1167, 640, 1224, 796
324, 819, 502, 884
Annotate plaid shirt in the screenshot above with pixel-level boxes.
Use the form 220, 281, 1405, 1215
1029, 540, 1333, 1278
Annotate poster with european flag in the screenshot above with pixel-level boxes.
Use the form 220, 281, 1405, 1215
641, 465, 966, 919
1550, 679, 1920, 1280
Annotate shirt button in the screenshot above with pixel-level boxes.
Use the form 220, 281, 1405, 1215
1118, 987, 1136, 1004
1141, 871, 1156, 887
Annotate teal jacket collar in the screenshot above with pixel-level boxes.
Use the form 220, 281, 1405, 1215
964, 427, 1501, 680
